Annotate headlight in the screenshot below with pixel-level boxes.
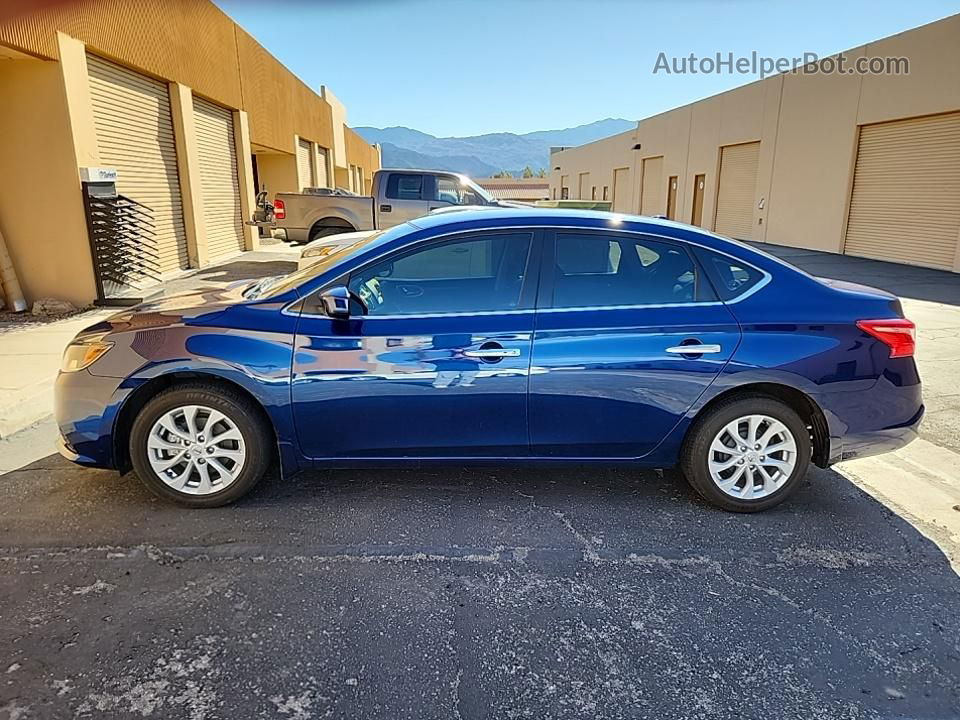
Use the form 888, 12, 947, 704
60, 336, 113, 373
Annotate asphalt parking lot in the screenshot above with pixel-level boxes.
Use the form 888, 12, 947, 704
3, 244, 960, 719
2, 448, 959, 719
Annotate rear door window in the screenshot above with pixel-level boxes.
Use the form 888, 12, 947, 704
385, 174, 424, 201
549, 232, 703, 308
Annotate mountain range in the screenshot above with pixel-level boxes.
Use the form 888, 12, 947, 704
354, 118, 634, 178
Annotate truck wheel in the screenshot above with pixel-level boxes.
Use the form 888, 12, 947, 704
308, 225, 353, 243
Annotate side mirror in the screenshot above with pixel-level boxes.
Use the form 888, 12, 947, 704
320, 286, 351, 319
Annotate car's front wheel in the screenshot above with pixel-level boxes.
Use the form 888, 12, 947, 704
680, 395, 811, 512
129, 384, 272, 508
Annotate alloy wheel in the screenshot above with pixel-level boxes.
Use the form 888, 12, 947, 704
707, 414, 798, 499
146, 404, 246, 495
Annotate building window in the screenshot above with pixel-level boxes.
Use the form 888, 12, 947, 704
552, 188, 557, 200
561, 187, 569, 200
602, 186, 609, 201
591, 186, 597, 200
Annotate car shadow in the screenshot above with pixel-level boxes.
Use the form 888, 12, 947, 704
1, 453, 954, 567
3, 454, 960, 716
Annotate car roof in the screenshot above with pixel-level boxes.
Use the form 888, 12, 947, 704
409, 206, 702, 237
403, 206, 794, 272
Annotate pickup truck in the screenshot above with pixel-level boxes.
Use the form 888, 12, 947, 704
260, 168, 502, 244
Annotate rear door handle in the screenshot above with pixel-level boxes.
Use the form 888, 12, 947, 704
463, 348, 520, 358
665, 344, 722, 355
380, 204, 392, 212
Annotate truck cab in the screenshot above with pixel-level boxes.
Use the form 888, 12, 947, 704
260, 169, 500, 244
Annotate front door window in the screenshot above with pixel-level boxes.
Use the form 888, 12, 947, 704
348, 233, 532, 315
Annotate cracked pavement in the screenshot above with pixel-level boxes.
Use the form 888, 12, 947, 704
2, 445, 959, 719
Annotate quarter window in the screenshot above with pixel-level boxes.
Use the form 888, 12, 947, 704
385, 174, 424, 201
348, 233, 532, 316
696, 248, 765, 300
551, 233, 698, 308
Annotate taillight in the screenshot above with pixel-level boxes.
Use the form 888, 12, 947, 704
857, 318, 916, 358
273, 198, 285, 220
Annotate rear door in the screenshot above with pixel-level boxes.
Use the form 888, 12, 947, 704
529, 230, 741, 458
292, 229, 541, 459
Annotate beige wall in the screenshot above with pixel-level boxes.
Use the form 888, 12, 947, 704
0, 0, 380, 305
550, 14, 960, 265
0, 56, 96, 305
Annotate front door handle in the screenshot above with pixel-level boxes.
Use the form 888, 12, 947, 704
463, 348, 521, 359
665, 344, 722, 355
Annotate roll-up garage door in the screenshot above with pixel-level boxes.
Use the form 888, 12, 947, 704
640, 156, 663, 215
315, 146, 329, 189
87, 54, 188, 274
193, 96, 244, 261
297, 138, 315, 190
845, 112, 960, 271
714, 141, 760, 239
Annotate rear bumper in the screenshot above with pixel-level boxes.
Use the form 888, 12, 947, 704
834, 404, 923, 463
817, 370, 923, 465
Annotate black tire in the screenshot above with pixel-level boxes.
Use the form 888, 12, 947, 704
129, 383, 272, 508
680, 394, 811, 513
308, 224, 353, 243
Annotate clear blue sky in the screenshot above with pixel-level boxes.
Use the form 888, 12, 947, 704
216, 0, 959, 137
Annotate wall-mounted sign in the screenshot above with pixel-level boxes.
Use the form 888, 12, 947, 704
80, 167, 118, 183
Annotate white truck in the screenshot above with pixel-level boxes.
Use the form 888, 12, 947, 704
256, 168, 502, 244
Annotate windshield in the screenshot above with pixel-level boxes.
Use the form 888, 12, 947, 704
460, 175, 496, 204
246, 230, 392, 299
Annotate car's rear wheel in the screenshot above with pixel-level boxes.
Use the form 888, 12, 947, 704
680, 395, 810, 512
129, 384, 272, 508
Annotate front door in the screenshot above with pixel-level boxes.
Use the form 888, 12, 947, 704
529, 230, 740, 458
292, 230, 540, 459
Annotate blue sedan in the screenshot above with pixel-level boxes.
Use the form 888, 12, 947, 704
54, 208, 923, 512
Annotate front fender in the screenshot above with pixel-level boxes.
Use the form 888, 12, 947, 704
94, 318, 300, 476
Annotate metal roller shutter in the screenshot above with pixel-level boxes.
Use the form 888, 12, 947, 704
845, 112, 960, 271
714, 141, 760, 239
297, 138, 314, 190
315, 146, 329, 188
193, 96, 244, 261
640, 156, 663, 215
87, 54, 188, 274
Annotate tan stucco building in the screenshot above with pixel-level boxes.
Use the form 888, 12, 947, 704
0, 0, 381, 307
550, 15, 960, 273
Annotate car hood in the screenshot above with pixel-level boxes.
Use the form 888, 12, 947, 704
83, 284, 254, 337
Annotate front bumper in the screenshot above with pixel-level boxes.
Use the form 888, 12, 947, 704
54, 369, 129, 469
